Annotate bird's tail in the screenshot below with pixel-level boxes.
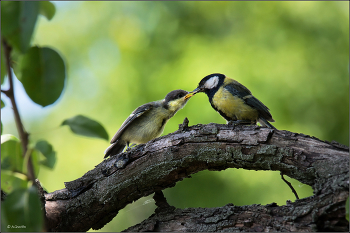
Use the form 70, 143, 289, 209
104, 140, 126, 158
258, 118, 276, 129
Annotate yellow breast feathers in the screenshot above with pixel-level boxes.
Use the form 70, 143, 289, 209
212, 87, 258, 122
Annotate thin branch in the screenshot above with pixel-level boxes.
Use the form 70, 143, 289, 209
2, 39, 35, 181
280, 172, 299, 200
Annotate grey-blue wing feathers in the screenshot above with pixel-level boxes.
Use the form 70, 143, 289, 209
105, 103, 153, 158
110, 103, 153, 144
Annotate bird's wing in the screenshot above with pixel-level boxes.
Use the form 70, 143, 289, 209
224, 80, 252, 96
110, 103, 153, 144
224, 82, 274, 122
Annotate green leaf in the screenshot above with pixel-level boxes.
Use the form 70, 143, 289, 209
1, 135, 24, 173
35, 140, 56, 169
0, 198, 9, 229
18, 46, 66, 107
1, 43, 7, 83
1, 1, 39, 53
1, 1, 19, 37
1, 186, 44, 232
1, 99, 4, 108
61, 115, 109, 141
346, 196, 349, 222
39, 1, 56, 20
1, 170, 28, 194
11, 48, 23, 81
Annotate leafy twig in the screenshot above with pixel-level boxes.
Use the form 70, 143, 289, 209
2, 39, 35, 181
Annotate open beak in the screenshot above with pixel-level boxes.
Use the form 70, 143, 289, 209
184, 87, 202, 99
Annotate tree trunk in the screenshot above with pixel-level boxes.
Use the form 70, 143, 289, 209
43, 122, 349, 232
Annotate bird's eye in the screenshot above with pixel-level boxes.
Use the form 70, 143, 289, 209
176, 94, 185, 99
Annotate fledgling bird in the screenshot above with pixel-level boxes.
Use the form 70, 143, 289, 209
185, 73, 276, 129
105, 89, 192, 159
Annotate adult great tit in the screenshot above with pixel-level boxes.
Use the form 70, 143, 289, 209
104, 89, 192, 158
186, 73, 276, 129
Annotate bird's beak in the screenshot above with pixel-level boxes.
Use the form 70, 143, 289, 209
184, 87, 202, 99
184, 92, 194, 100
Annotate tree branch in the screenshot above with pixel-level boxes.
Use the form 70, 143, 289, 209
44, 123, 349, 232
280, 172, 299, 200
2, 39, 35, 181
125, 196, 348, 232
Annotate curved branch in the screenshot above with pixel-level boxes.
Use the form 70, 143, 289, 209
125, 196, 348, 232
44, 123, 349, 232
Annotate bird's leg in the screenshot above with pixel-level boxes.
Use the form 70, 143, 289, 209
125, 143, 136, 152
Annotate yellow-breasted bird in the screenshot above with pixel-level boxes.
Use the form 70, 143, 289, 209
105, 89, 192, 159
185, 73, 276, 129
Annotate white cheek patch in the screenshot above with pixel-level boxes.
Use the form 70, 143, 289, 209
204, 76, 219, 89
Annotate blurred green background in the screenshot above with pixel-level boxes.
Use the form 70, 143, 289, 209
1, 1, 348, 232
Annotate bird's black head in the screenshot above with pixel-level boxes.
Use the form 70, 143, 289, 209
163, 89, 191, 112
164, 89, 188, 103
198, 73, 225, 90
190, 73, 226, 96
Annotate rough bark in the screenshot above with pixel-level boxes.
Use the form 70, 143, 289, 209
43, 122, 349, 232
